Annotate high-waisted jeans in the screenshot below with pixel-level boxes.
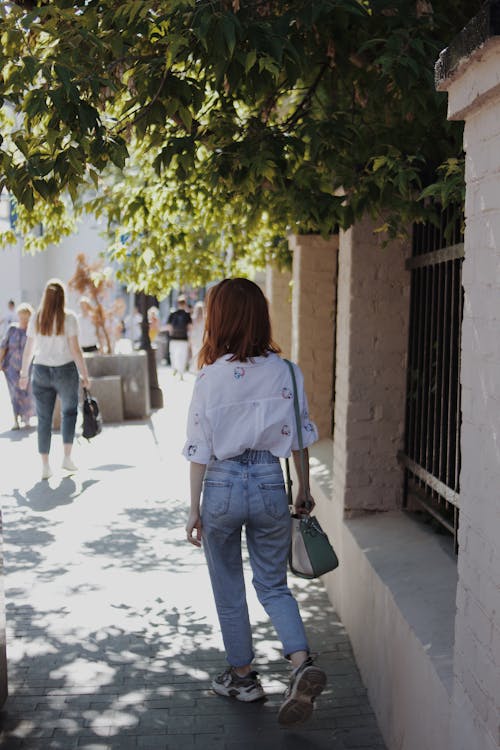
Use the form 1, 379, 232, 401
32, 362, 79, 454
201, 449, 309, 668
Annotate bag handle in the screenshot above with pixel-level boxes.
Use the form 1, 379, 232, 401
284, 359, 312, 510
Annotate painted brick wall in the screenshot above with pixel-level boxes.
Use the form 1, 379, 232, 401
265, 265, 292, 360
289, 234, 338, 439
440, 39, 500, 750
333, 217, 410, 512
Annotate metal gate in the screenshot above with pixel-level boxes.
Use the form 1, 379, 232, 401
399, 208, 464, 551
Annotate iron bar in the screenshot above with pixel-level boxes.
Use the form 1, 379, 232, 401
398, 453, 460, 507
405, 243, 464, 269
406, 480, 456, 535
403, 213, 463, 551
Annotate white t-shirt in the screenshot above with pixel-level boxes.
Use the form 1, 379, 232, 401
183, 352, 318, 463
78, 313, 98, 348
27, 310, 79, 367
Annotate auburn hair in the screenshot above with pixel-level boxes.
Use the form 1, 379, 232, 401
198, 278, 281, 367
36, 279, 66, 336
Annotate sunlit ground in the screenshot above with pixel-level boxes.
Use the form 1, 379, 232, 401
0, 366, 385, 749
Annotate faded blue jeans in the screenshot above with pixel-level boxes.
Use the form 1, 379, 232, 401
32, 362, 79, 454
201, 449, 309, 668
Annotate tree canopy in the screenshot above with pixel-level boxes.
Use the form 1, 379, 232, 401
0, 0, 480, 293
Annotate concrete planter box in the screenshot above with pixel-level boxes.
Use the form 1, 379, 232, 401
84, 352, 150, 420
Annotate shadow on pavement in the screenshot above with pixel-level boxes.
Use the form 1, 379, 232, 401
11, 478, 100, 513
0, 584, 383, 750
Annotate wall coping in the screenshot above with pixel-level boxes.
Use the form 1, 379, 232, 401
435, 1, 500, 89
309, 440, 458, 694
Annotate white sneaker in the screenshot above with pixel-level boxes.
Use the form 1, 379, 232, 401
41, 464, 52, 480
62, 457, 78, 472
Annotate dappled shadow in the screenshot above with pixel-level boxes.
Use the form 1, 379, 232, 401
1, 514, 55, 575
90, 464, 135, 473
0, 581, 384, 750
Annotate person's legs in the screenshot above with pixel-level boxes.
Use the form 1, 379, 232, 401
201, 463, 254, 668
169, 340, 188, 376
246, 463, 309, 658
55, 362, 79, 468
201, 460, 265, 703
246, 458, 326, 725
31, 365, 56, 477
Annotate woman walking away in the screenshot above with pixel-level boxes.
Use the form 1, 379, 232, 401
188, 300, 205, 373
19, 279, 90, 480
0, 303, 35, 430
183, 278, 326, 726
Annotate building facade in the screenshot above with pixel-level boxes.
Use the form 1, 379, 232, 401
266, 8, 500, 749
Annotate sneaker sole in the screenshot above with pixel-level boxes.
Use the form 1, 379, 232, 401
278, 666, 326, 726
211, 681, 266, 703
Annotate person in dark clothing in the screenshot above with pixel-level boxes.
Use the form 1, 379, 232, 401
166, 296, 192, 378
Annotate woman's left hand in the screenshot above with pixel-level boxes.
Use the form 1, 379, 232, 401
186, 511, 203, 547
294, 491, 315, 515
19, 374, 29, 391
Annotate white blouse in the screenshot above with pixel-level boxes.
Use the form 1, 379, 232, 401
27, 310, 79, 367
183, 352, 318, 463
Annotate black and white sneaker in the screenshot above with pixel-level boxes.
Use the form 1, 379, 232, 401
211, 667, 265, 703
278, 656, 326, 726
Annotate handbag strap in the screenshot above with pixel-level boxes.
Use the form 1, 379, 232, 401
284, 359, 311, 506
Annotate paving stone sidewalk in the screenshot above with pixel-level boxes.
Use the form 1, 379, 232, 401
0, 367, 387, 750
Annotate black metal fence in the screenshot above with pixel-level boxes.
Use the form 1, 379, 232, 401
400, 207, 464, 551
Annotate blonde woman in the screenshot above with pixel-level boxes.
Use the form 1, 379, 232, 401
19, 279, 90, 480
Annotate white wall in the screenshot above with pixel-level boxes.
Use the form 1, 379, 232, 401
438, 37, 500, 750
0, 214, 109, 313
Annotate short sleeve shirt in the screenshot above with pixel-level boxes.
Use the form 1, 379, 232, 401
182, 352, 318, 463
167, 309, 192, 340
27, 310, 79, 366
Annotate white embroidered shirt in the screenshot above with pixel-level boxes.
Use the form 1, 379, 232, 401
183, 352, 318, 463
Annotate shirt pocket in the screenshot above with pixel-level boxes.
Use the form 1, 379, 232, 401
258, 482, 289, 520
202, 479, 232, 517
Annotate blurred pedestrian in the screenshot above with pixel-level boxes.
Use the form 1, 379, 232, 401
147, 306, 160, 344
166, 295, 192, 378
0, 303, 35, 430
77, 296, 99, 353
184, 278, 326, 725
189, 300, 205, 373
0, 299, 16, 339
124, 305, 142, 348
19, 279, 90, 480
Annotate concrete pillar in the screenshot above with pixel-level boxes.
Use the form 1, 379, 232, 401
265, 264, 292, 360
436, 20, 500, 750
333, 216, 410, 511
289, 234, 338, 439
0, 511, 7, 707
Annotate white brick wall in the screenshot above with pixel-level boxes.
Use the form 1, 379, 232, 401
333, 216, 410, 512
440, 38, 500, 750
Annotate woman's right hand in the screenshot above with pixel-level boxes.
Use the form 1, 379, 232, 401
186, 511, 203, 547
19, 374, 29, 391
81, 375, 91, 390
294, 491, 315, 516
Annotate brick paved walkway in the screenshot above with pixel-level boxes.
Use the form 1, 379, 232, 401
0, 368, 387, 750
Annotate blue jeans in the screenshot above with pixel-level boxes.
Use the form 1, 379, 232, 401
32, 362, 79, 454
201, 449, 309, 668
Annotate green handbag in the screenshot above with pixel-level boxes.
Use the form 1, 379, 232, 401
284, 360, 339, 579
